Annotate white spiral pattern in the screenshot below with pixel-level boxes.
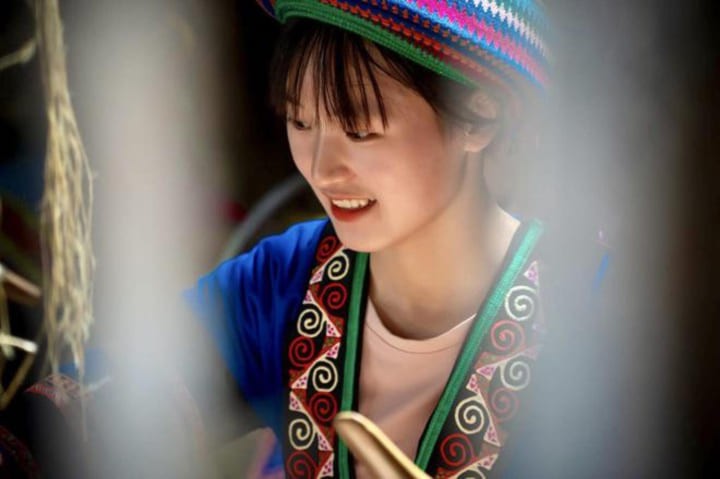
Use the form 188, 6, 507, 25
325, 252, 350, 281
504, 285, 537, 322
310, 359, 339, 392
297, 306, 325, 338
454, 396, 488, 435
288, 416, 315, 450
501, 357, 532, 391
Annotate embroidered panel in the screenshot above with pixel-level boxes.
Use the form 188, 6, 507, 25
284, 229, 358, 479
427, 259, 544, 479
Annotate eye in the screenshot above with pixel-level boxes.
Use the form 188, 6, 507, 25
346, 131, 378, 141
287, 118, 311, 131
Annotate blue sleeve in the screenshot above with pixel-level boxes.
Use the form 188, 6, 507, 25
185, 219, 326, 434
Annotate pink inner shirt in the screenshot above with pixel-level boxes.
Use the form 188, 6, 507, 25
355, 299, 475, 478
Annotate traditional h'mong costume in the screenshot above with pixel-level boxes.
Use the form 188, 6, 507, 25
190, 1, 550, 478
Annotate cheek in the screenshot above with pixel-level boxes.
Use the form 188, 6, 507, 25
287, 130, 313, 178
369, 136, 459, 198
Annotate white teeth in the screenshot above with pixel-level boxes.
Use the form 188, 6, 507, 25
331, 198, 374, 210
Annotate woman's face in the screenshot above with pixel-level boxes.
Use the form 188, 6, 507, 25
287, 65, 487, 252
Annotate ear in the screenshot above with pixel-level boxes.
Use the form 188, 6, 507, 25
468, 89, 499, 121
462, 89, 501, 153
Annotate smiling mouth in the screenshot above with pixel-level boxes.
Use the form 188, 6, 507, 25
330, 198, 376, 210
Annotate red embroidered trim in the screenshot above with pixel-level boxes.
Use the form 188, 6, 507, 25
285, 229, 352, 478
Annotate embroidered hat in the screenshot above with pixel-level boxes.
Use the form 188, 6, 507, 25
257, 0, 550, 109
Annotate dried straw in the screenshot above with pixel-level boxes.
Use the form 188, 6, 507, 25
35, 0, 95, 381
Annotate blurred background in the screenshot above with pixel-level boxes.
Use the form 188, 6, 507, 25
0, 0, 718, 477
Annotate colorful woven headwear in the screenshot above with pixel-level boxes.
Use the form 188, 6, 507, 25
257, 0, 550, 110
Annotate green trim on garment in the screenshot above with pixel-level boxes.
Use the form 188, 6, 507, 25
338, 251, 369, 478
414, 219, 543, 471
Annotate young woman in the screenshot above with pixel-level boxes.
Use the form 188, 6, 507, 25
189, 1, 549, 478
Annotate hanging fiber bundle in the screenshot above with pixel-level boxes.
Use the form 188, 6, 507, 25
35, 0, 94, 380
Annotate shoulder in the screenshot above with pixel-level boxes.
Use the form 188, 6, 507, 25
186, 218, 329, 335
250, 218, 329, 270
222, 218, 326, 269
185, 219, 329, 410
192, 218, 328, 301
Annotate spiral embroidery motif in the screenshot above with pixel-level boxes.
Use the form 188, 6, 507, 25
289, 417, 315, 450
489, 387, 519, 423
501, 356, 532, 391
504, 285, 537, 322
430, 253, 543, 479
309, 359, 339, 392
287, 450, 318, 479
309, 392, 338, 425
454, 396, 488, 435
489, 319, 525, 354
315, 235, 339, 263
326, 252, 350, 281
319, 282, 348, 312
288, 336, 316, 368
297, 305, 325, 338
440, 433, 475, 468
285, 228, 356, 479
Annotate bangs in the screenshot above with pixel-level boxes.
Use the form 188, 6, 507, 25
269, 19, 414, 132
269, 19, 502, 133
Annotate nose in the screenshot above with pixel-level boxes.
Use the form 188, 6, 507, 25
310, 128, 353, 187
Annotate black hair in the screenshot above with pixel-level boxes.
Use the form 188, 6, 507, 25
269, 18, 496, 133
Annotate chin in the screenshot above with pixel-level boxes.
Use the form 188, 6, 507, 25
330, 222, 387, 253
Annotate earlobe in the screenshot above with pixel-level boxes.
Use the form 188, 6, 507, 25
463, 121, 499, 153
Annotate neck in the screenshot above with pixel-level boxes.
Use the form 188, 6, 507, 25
368, 180, 519, 340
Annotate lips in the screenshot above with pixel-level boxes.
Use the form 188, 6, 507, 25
327, 197, 377, 222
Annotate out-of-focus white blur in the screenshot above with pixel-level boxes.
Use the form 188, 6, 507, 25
506, 1, 709, 477
65, 1, 237, 476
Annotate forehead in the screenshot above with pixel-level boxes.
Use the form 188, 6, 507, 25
297, 61, 405, 96
292, 57, 424, 116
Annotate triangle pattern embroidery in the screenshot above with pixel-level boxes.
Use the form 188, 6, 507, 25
523, 260, 540, 287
